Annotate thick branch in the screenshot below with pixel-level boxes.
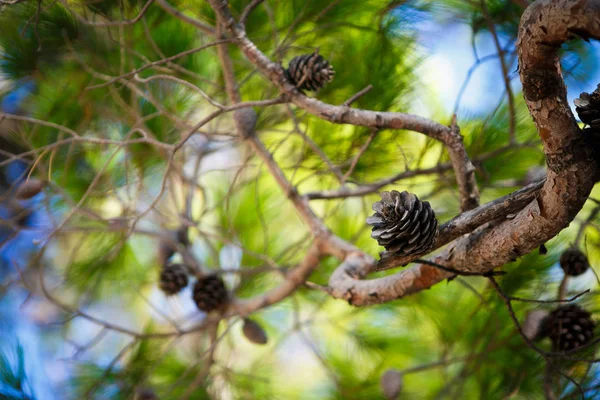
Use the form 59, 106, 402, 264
205, 0, 600, 306
376, 179, 545, 271
327, 0, 600, 305
328, 181, 545, 305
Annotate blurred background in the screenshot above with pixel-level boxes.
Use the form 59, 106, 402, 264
1, 0, 600, 399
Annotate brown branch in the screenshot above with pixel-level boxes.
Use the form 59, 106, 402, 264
342, 84, 374, 107
449, 114, 480, 211
207, 11, 333, 316
228, 241, 323, 315
205, 0, 599, 308
205, 0, 480, 212
215, 14, 242, 104
326, 0, 600, 305
305, 163, 454, 200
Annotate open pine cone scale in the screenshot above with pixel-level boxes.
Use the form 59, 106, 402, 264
368, 190, 438, 256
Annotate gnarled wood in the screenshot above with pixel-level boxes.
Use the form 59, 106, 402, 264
207, 0, 600, 308
327, 0, 600, 305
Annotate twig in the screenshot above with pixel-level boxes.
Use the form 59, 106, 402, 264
240, 0, 265, 26
304, 281, 331, 294
342, 84, 373, 106
507, 289, 590, 304
414, 259, 506, 277
544, 362, 559, 400
341, 128, 378, 183
486, 276, 547, 354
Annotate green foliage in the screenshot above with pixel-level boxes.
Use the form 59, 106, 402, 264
0, 2, 78, 79
1, 0, 600, 399
0, 343, 35, 400
64, 233, 151, 299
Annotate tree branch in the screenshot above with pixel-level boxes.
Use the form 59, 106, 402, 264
205, 0, 600, 307
326, 0, 600, 305
205, 0, 480, 212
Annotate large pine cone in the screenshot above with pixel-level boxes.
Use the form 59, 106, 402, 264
560, 248, 589, 277
285, 53, 335, 91
193, 274, 228, 312
575, 84, 600, 130
542, 304, 595, 352
367, 190, 438, 256
159, 263, 189, 295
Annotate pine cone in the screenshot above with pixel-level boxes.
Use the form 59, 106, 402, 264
380, 369, 403, 400
559, 248, 589, 276
542, 304, 595, 352
575, 84, 600, 130
193, 274, 228, 312
134, 388, 158, 400
242, 318, 268, 345
159, 263, 189, 295
15, 179, 46, 200
367, 190, 438, 256
285, 53, 335, 91
233, 107, 258, 138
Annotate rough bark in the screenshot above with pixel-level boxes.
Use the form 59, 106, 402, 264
207, 0, 600, 307
327, 0, 600, 305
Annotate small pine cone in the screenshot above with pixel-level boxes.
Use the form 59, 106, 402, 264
285, 53, 335, 91
242, 318, 268, 345
233, 107, 258, 138
543, 304, 595, 352
193, 274, 228, 312
367, 190, 438, 256
560, 248, 589, 276
15, 179, 46, 200
134, 388, 158, 400
575, 84, 600, 130
159, 263, 189, 295
380, 369, 403, 400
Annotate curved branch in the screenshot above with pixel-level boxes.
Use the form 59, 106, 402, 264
327, 0, 600, 305
206, 0, 480, 212
206, 0, 600, 307
228, 242, 322, 315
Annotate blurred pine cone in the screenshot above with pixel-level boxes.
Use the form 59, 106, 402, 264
159, 263, 189, 295
285, 53, 335, 91
559, 248, 589, 277
242, 318, 268, 345
193, 274, 228, 312
233, 107, 258, 138
367, 190, 438, 256
542, 304, 595, 352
